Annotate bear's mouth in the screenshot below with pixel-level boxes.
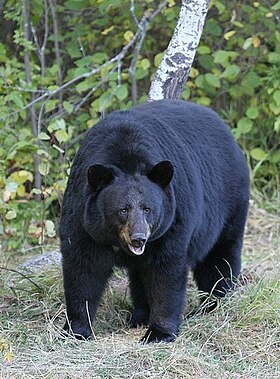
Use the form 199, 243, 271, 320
128, 244, 146, 255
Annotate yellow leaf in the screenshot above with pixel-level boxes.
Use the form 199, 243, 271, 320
17, 184, 26, 197
252, 35, 261, 48
87, 119, 96, 129
124, 31, 134, 43
9, 170, 33, 185
224, 30, 236, 40
101, 26, 114, 35
167, 0, 175, 6
189, 67, 199, 78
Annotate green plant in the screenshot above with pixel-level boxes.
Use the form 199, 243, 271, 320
0, 0, 279, 250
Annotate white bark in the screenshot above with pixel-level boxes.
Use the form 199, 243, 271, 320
149, 0, 210, 100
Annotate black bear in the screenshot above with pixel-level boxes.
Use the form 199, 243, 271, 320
60, 100, 249, 343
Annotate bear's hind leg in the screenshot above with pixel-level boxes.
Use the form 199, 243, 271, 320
128, 268, 150, 327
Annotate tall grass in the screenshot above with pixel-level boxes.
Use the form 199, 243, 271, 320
0, 202, 279, 379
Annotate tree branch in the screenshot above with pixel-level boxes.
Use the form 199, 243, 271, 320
129, 0, 168, 104
1, 1, 167, 122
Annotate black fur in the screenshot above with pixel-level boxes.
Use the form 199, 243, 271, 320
60, 100, 250, 343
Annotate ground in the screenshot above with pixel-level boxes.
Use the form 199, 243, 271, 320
0, 200, 279, 379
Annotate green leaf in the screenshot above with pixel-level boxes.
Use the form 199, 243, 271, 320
221, 65, 240, 80
246, 107, 259, 120
39, 162, 49, 176
181, 87, 191, 100
45, 100, 58, 112
205, 73, 220, 88
32, 188, 42, 195
38, 132, 50, 140
196, 97, 211, 106
241, 72, 261, 89
5, 210, 17, 220
205, 19, 223, 37
198, 55, 215, 71
195, 75, 205, 88
274, 117, 280, 132
250, 148, 267, 161
141, 58, 150, 70
154, 52, 164, 67
243, 38, 252, 50
64, 1, 88, 10
92, 52, 109, 64
272, 90, 280, 106
48, 119, 66, 132
55, 129, 69, 143
198, 45, 211, 55
135, 68, 148, 80
237, 117, 253, 134
56, 119, 66, 130
76, 78, 94, 93
213, 50, 238, 68
45, 220, 56, 237
271, 0, 280, 10
74, 67, 90, 77
12, 93, 24, 108
115, 85, 128, 101
215, 1, 226, 14
37, 149, 49, 157
269, 103, 280, 115
63, 101, 74, 114
267, 52, 280, 64
76, 113, 90, 123
271, 151, 280, 163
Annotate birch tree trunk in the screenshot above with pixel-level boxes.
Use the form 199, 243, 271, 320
149, 0, 210, 101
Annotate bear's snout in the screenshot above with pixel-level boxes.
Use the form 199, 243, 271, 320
130, 233, 147, 248
119, 222, 150, 256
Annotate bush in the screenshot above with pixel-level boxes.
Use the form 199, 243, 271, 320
0, 0, 279, 249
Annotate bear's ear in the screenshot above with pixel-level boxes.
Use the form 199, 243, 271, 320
87, 164, 114, 192
147, 160, 174, 187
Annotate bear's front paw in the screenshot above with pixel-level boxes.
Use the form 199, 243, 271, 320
130, 308, 149, 328
140, 327, 177, 344
62, 320, 92, 340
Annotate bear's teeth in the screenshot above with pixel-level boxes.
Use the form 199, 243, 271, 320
129, 245, 145, 255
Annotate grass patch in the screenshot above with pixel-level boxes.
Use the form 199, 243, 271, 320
0, 201, 279, 378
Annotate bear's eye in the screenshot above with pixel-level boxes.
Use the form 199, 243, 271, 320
119, 209, 128, 215
143, 207, 151, 214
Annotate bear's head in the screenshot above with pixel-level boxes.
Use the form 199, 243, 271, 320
83, 161, 175, 256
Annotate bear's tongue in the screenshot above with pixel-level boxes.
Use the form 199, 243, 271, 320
128, 244, 145, 255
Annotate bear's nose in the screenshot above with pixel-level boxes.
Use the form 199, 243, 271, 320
130, 233, 147, 247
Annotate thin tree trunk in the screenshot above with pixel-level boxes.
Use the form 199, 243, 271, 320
149, 0, 210, 101
48, 0, 63, 106
22, 0, 41, 198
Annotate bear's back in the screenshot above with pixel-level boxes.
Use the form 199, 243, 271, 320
79, 100, 247, 183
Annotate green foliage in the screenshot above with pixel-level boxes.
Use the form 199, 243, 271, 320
0, 0, 279, 250
184, 0, 280, 199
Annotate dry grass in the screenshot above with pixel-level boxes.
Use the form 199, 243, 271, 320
0, 201, 279, 379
